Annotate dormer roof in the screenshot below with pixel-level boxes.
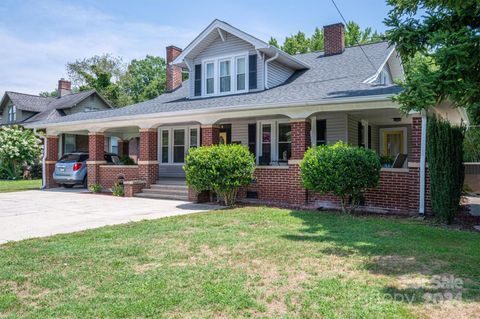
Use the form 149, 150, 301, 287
172, 19, 310, 70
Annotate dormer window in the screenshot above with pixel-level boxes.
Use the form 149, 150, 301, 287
201, 52, 248, 97
8, 105, 16, 122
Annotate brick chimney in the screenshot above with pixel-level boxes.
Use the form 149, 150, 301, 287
166, 45, 183, 92
323, 23, 345, 56
57, 78, 72, 97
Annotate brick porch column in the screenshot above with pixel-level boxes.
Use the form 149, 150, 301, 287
87, 132, 106, 187
45, 135, 59, 188
290, 119, 311, 160
138, 128, 158, 187
201, 125, 220, 146
288, 119, 311, 206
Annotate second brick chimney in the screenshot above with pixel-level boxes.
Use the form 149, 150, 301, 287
166, 45, 183, 92
58, 78, 72, 97
323, 23, 345, 56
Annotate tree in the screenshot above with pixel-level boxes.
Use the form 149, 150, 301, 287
300, 142, 381, 213
0, 126, 42, 180
310, 27, 324, 51
119, 55, 166, 104
427, 116, 465, 224
272, 22, 384, 55
66, 54, 126, 106
268, 37, 280, 48
464, 127, 480, 162
385, 0, 480, 124
183, 144, 255, 206
39, 90, 58, 98
283, 31, 311, 55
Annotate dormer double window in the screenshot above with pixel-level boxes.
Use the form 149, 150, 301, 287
201, 53, 248, 97
7, 105, 16, 123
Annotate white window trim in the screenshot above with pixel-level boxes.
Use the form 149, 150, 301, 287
158, 125, 200, 165
256, 119, 290, 165
201, 51, 249, 97
310, 116, 329, 147
8, 105, 16, 122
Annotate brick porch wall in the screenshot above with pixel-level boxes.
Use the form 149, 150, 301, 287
98, 165, 139, 190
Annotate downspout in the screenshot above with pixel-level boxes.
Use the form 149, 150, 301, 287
264, 52, 279, 89
419, 110, 427, 216
33, 128, 47, 189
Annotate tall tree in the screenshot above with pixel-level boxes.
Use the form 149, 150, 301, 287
310, 27, 324, 51
119, 55, 166, 104
282, 31, 311, 55
268, 37, 279, 48
385, 0, 480, 124
66, 54, 125, 106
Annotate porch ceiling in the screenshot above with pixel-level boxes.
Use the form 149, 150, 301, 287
347, 108, 411, 125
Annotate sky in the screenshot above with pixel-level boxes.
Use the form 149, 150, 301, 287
0, 0, 393, 95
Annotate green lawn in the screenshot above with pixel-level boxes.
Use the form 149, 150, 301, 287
0, 207, 479, 318
0, 179, 41, 193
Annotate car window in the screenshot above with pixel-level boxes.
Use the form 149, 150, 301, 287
59, 154, 87, 163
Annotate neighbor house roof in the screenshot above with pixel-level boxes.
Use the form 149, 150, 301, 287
29, 41, 401, 127
0, 90, 111, 123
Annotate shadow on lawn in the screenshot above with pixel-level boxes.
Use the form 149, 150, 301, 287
282, 210, 480, 304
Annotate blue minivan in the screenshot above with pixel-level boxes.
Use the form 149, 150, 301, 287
53, 152, 120, 188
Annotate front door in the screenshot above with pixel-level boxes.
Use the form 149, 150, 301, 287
383, 131, 404, 157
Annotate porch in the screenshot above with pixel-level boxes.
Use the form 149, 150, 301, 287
42, 105, 426, 214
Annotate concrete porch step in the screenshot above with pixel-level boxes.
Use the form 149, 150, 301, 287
141, 188, 188, 196
150, 184, 188, 191
134, 192, 189, 201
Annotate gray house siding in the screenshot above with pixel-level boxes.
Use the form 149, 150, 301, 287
267, 60, 294, 89
63, 94, 109, 115
347, 114, 360, 146
189, 32, 265, 98
0, 100, 37, 124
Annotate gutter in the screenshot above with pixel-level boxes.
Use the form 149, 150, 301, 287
24, 94, 396, 129
264, 53, 279, 89
419, 110, 427, 216
33, 128, 47, 189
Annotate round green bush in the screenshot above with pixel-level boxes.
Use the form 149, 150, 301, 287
183, 144, 255, 206
300, 142, 381, 213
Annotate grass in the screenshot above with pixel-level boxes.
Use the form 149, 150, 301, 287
0, 179, 41, 193
0, 207, 479, 318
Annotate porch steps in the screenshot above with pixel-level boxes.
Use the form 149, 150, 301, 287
134, 178, 189, 201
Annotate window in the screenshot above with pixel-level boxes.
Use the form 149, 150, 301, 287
8, 105, 16, 122
173, 129, 185, 163
236, 57, 246, 91
257, 120, 292, 166
110, 137, 119, 154
201, 53, 248, 96
277, 123, 291, 162
205, 62, 214, 94
260, 124, 272, 165
64, 134, 76, 154
316, 119, 327, 146
161, 130, 169, 163
189, 128, 198, 148
219, 59, 231, 93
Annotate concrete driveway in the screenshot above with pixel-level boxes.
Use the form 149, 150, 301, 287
0, 189, 219, 244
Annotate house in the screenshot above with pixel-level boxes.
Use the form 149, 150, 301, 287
25, 19, 468, 214
0, 79, 117, 156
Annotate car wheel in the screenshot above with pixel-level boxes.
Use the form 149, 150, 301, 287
83, 177, 88, 188
64, 184, 74, 188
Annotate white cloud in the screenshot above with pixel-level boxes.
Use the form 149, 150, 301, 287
0, 1, 197, 95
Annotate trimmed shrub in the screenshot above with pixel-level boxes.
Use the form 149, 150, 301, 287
183, 144, 255, 206
427, 116, 465, 224
300, 142, 381, 213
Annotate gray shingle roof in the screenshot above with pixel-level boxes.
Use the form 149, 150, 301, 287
1, 90, 106, 123
32, 42, 401, 126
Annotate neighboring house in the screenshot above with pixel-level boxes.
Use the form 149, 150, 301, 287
26, 20, 468, 214
0, 79, 115, 156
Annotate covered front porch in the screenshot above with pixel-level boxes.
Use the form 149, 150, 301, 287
41, 96, 429, 214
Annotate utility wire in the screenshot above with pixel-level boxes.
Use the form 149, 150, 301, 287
330, 0, 378, 72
